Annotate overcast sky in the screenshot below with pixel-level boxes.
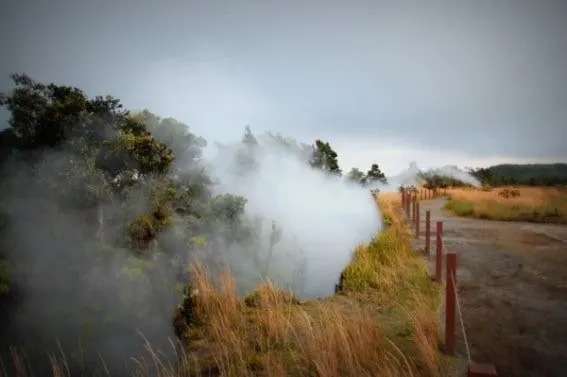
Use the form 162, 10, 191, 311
1, 0, 566, 174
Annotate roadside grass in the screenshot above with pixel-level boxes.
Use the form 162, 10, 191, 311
444, 187, 567, 224
3, 195, 446, 377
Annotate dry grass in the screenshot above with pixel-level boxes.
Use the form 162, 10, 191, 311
3, 196, 447, 377
444, 187, 567, 223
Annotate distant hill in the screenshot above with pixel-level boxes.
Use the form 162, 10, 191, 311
471, 163, 567, 186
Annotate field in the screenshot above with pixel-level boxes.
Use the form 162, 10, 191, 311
444, 187, 567, 223
3, 197, 460, 377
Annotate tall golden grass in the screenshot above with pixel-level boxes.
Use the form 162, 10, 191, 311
2, 196, 446, 377
445, 187, 567, 223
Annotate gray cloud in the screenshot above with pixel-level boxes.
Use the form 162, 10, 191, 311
1, 0, 566, 160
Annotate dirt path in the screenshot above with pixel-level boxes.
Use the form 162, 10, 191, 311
416, 198, 567, 377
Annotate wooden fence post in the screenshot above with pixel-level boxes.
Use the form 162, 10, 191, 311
435, 221, 443, 282
401, 190, 406, 208
415, 201, 420, 238
467, 363, 498, 377
445, 252, 456, 356
425, 210, 431, 255
412, 197, 416, 223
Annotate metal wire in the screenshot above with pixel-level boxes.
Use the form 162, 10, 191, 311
440, 236, 473, 362
450, 269, 472, 362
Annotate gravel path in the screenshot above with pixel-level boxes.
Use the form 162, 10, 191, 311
414, 198, 567, 377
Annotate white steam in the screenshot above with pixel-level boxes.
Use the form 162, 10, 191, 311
433, 165, 482, 187
375, 161, 482, 192
206, 133, 382, 298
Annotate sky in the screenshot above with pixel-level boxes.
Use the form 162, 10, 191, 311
1, 0, 566, 175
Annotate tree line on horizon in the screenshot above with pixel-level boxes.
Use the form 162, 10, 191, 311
414, 164, 567, 191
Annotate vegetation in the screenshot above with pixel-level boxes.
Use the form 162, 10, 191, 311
169, 198, 443, 377
0, 74, 444, 376
416, 164, 567, 191
444, 187, 567, 224
309, 140, 342, 176
469, 164, 567, 187
345, 164, 388, 187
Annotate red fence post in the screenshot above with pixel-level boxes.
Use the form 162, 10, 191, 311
445, 252, 456, 356
467, 363, 498, 376
425, 210, 431, 255
435, 221, 443, 282
412, 197, 416, 223
415, 201, 420, 238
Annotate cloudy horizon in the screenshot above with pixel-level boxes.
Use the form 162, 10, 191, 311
1, 0, 566, 175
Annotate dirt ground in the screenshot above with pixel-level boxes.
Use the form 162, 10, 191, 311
416, 198, 567, 377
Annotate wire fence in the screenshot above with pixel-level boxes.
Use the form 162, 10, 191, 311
399, 189, 499, 376
441, 237, 472, 362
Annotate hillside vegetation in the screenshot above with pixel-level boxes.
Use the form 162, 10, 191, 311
470, 164, 567, 187
416, 163, 567, 191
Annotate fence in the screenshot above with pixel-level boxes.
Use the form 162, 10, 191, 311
400, 189, 498, 377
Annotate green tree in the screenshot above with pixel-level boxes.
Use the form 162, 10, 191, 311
309, 139, 341, 175
364, 163, 387, 185
132, 110, 206, 171
345, 167, 365, 185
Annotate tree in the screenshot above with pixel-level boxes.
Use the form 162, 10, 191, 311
345, 167, 365, 185
242, 125, 258, 146
132, 110, 206, 171
364, 163, 387, 185
309, 139, 341, 176
0, 73, 124, 151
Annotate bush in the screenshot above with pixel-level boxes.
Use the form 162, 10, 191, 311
498, 188, 521, 199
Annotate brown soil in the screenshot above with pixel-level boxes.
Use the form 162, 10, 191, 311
415, 198, 567, 377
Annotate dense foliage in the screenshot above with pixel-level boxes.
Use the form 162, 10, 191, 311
345, 164, 388, 186
468, 164, 567, 187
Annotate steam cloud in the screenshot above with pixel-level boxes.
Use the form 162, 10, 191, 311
208, 133, 382, 298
